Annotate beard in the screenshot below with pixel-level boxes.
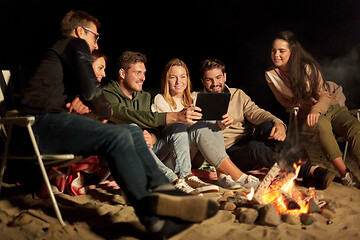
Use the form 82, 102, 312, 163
205, 84, 225, 93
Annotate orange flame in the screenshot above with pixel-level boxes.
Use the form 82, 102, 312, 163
246, 187, 255, 201
260, 162, 309, 216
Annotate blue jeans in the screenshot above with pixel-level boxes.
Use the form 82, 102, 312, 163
29, 113, 168, 208
226, 121, 304, 172
188, 121, 228, 169
153, 123, 192, 179
153, 122, 228, 178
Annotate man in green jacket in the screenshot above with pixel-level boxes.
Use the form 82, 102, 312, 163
103, 51, 219, 195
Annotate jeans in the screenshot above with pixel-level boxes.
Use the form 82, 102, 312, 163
226, 121, 309, 175
29, 113, 168, 209
153, 122, 229, 178
188, 121, 228, 168
153, 123, 192, 179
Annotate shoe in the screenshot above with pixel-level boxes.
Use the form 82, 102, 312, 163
313, 167, 335, 189
217, 174, 242, 189
185, 174, 219, 193
151, 183, 189, 196
341, 172, 360, 188
144, 192, 219, 222
173, 178, 203, 196
236, 173, 260, 189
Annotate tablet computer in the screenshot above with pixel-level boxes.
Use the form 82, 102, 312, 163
195, 92, 231, 120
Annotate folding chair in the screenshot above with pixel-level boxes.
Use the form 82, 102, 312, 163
0, 69, 80, 227
287, 107, 300, 146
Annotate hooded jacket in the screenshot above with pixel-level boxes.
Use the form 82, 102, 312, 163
102, 80, 167, 128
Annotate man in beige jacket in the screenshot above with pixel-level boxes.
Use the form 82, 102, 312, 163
196, 58, 335, 189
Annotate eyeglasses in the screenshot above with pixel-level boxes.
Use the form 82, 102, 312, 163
82, 26, 100, 43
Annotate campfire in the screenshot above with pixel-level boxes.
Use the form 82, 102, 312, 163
218, 163, 336, 226
252, 163, 309, 216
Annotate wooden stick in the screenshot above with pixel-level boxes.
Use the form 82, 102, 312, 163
254, 163, 281, 203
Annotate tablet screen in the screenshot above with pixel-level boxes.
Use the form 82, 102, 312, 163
195, 92, 231, 120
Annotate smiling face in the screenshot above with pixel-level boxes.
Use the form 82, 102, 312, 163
92, 57, 106, 82
168, 66, 188, 98
119, 62, 146, 99
271, 38, 291, 71
201, 68, 226, 93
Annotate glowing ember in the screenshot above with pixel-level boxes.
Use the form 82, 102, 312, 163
246, 187, 255, 201
260, 163, 309, 216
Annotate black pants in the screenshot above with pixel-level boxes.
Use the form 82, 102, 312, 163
226, 121, 312, 176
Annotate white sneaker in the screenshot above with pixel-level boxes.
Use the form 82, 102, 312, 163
236, 173, 260, 189
185, 175, 219, 193
217, 174, 242, 189
342, 172, 360, 188
173, 178, 203, 196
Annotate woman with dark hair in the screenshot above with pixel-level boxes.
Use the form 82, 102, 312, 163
91, 50, 107, 83
265, 31, 360, 188
66, 50, 108, 114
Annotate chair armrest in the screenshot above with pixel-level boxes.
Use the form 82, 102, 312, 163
0, 116, 35, 126
42, 154, 75, 160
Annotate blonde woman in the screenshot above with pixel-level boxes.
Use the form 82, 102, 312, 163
152, 58, 260, 189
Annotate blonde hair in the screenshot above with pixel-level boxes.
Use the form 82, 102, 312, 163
160, 58, 193, 110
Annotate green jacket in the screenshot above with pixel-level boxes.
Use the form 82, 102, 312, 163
102, 80, 167, 128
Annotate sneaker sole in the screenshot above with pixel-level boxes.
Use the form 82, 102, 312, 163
221, 185, 243, 190
146, 193, 218, 222
196, 185, 219, 193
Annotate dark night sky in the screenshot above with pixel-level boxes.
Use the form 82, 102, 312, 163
1, 0, 359, 121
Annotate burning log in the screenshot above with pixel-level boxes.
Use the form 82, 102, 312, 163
254, 163, 281, 203
279, 189, 300, 210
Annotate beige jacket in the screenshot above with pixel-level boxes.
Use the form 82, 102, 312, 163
265, 67, 340, 119
193, 85, 285, 149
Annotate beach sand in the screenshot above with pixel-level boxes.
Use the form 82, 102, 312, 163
1, 142, 360, 240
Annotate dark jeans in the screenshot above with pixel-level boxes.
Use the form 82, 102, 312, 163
226, 121, 311, 176
28, 113, 168, 210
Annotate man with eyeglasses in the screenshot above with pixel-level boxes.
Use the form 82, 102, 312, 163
18, 10, 218, 238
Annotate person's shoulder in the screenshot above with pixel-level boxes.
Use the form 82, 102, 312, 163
226, 86, 242, 94
153, 93, 165, 100
103, 80, 120, 94
227, 86, 249, 99
152, 94, 168, 105
66, 37, 90, 53
265, 66, 277, 75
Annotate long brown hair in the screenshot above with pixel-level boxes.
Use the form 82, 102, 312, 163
160, 58, 193, 110
273, 31, 327, 102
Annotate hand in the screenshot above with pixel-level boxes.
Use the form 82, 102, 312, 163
217, 113, 233, 129
66, 97, 90, 114
177, 106, 202, 124
143, 130, 154, 149
307, 112, 320, 127
310, 97, 318, 104
268, 123, 286, 141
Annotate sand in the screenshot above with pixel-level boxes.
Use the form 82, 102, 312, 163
1, 142, 360, 240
